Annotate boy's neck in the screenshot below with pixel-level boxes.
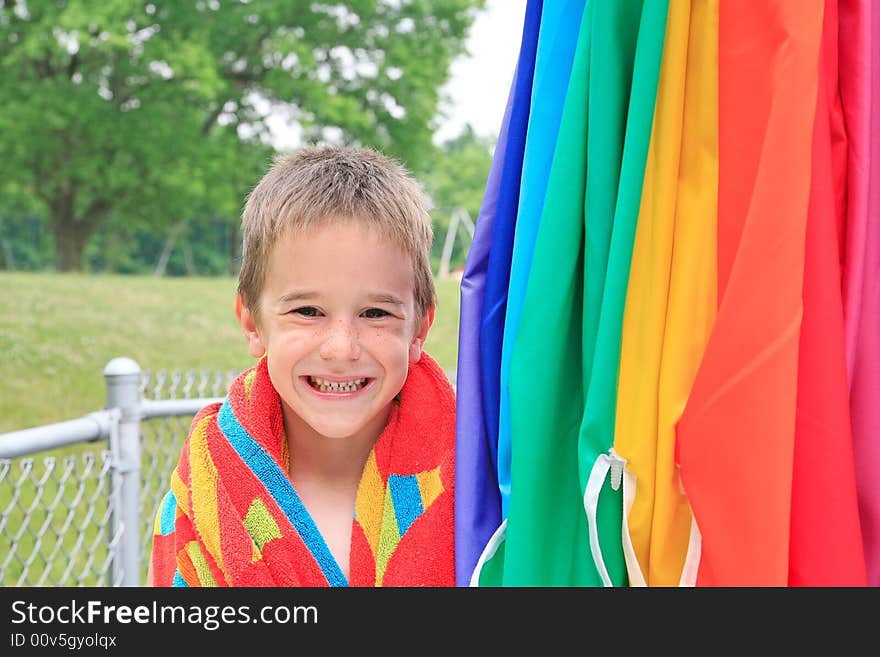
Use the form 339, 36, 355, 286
281, 404, 391, 487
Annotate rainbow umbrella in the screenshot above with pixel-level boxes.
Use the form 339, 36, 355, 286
457, 0, 877, 586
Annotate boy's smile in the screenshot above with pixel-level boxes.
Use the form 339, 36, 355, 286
237, 220, 431, 447
303, 375, 372, 396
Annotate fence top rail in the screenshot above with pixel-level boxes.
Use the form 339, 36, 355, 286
140, 397, 225, 420
0, 409, 116, 459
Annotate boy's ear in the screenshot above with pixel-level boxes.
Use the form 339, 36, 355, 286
235, 294, 266, 359
409, 307, 435, 364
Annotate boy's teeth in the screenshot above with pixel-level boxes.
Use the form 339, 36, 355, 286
309, 377, 367, 393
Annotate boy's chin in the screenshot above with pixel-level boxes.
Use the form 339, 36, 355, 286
309, 421, 376, 441
313, 423, 361, 439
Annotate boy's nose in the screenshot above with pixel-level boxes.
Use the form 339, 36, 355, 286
319, 320, 361, 361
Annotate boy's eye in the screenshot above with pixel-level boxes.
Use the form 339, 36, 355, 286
292, 306, 320, 318
362, 308, 390, 319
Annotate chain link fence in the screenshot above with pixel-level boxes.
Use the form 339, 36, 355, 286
0, 450, 118, 586
0, 359, 237, 587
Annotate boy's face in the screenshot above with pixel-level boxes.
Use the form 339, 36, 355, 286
236, 221, 432, 443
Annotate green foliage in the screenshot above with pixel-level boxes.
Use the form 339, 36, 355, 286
0, 0, 484, 271
0, 184, 53, 270
421, 124, 494, 271
0, 214, 52, 270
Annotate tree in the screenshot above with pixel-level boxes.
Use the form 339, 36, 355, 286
0, 0, 483, 271
420, 124, 494, 271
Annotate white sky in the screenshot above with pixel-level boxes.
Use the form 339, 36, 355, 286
434, 0, 527, 143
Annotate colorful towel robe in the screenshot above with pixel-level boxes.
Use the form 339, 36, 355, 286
150, 353, 456, 587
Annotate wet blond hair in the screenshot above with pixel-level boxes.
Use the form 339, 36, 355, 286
237, 145, 436, 322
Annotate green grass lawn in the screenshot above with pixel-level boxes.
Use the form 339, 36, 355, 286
0, 271, 462, 433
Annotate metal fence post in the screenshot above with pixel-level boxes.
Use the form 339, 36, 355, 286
104, 357, 143, 586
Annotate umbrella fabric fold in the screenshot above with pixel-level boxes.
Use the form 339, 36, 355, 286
477, 0, 543, 520
649, 0, 718, 587
453, 61, 515, 588
788, 0, 866, 586
577, 0, 669, 587
840, 0, 872, 387
455, 0, 541, 587
614, 0, 718, 587
845, 0, 880, 586
611, 0, 686, 587
676, 0, 823, 586
481, 2, 593, 585
492, 0, 586, 519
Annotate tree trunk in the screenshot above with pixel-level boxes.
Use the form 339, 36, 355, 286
49, 188, 111, 272
50, 191, 88, 272
52, 221, 92, 272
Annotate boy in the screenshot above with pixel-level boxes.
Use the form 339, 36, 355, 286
149, 146, 456, 587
